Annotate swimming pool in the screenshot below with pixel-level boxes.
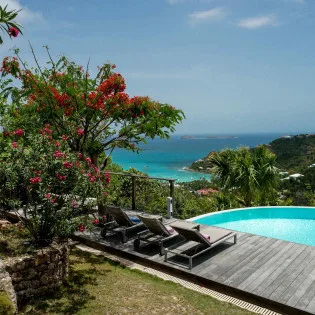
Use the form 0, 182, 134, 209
190, 207, 315, 246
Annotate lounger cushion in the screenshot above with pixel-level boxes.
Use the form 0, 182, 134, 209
206, 227, 233, 244
202, 233, 210, 240
129, 216, 141, 223
166, 226, 175, 234
171, 225, 233, 245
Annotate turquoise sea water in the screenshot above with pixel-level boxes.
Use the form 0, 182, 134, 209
192, 207, 315, 246
111, 133, 283, 182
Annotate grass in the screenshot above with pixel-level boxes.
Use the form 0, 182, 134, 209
0, 291, 15, 315
0, 222, 32, 259
19, 248, 255, 315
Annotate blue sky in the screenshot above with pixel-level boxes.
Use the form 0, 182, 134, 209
1, 0, 315, 135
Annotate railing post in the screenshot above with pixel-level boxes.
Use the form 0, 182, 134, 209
132, 175, 136, 210
169, 179, 175, 215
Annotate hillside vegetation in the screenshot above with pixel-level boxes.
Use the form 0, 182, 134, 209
265, 134, 315, 172
190, 134, 315, 173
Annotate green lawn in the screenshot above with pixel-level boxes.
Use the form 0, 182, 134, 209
19, 249, 254, 315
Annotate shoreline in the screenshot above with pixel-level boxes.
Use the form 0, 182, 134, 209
182, 166, 211, 175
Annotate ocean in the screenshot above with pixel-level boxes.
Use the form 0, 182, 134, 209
111, 133, 284, 182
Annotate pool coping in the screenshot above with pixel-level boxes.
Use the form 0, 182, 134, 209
188, 206, 315, 221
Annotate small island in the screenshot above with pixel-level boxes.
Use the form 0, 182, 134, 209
180, 135, 238, 140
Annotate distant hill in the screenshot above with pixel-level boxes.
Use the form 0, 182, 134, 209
265, 134, 315, 172
189, 134, 315, 173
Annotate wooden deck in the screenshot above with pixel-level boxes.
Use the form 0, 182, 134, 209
74, 217, 315, 315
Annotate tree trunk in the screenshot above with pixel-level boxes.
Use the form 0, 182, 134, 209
89, 153, 108, 217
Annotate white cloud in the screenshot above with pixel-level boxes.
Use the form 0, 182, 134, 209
189, 7, 227, 23
237, 15, 277, 29
0, 0, 43, 24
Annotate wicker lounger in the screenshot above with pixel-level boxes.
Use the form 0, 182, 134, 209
164, 224, 237, 269
102, 205, 145, 243
134, 214, 180, 255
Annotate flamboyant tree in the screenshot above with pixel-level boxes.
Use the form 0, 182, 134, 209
0, 47, 185, 169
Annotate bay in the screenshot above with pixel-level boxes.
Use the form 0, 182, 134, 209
111, 133, 284, 182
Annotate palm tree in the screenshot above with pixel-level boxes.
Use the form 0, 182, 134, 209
210, 146, 279, 207
0, 5, 23, 44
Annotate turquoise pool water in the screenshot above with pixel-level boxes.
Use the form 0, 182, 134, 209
191, 207, 315, 246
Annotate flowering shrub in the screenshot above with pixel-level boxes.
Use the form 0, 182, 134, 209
0, 128, 110, 246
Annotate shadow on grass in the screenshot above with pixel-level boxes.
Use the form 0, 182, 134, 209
19, 249, 118, 314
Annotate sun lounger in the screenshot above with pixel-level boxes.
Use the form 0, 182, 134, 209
164, 223, 237, 269
134, 214, 180, 255
102, 205, 145, 243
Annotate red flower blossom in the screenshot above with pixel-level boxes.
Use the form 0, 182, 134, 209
85, 157, 92, 164
8, 27, 19, 37
93, 219, 99, 225
72, 200, 77, 207
89, 176, 96, 182
56, 174, 67, 181
55, 141, 61, 148
53, 150, 65, 158
12, 142, 18, 149
105, 172, 111, 185
62, 135, 68, 141
91, 164, 99, 173
97, 74, 126, 96
78, 224, 85, 232
63, 161, 73, 169
13, 129, 24, 136
45, 193, 51, 199
77, 128, 84, 136
40, 124, 53, 135
50, 198, 57, 204
30, 177, 42, 184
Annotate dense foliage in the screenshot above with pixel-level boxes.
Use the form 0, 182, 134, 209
210, 146, 280, 207
0, 127, 110, 246
266, 134, 315, 172
100, 168, 217, 219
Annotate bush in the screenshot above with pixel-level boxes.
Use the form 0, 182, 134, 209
0, 129, 110, 247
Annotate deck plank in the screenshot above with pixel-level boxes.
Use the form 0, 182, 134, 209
281, 252, 315, 305
197, 234, 264, 277
286, 259, 315, 307
267, 245, 313, 301
74, 223, 315, 315
222, 238, 284, 287
204, 236, 274, 280
295, 280, 315, 310
237, 240, 295, 291
252, 243, 306, 297
183, 232, 257, 274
